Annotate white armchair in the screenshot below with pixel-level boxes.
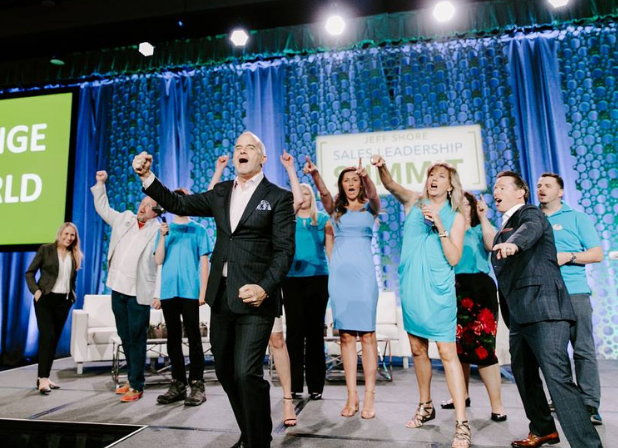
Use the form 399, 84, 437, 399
70, 294, 211, 374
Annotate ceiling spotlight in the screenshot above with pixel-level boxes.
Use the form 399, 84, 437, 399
49, 56, 65, 66
433, 1, 456, 23
138, 42, 155, 57
548, 0, 570, 8
325, 15, 346, 36
230, 29, 250, 47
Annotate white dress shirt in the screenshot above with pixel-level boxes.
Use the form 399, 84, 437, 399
501, 203, 525, 228
51, 250, 72, 294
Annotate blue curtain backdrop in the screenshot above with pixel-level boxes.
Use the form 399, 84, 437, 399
1, 24, 617, 365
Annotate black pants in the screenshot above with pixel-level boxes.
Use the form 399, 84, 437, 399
160, 298, 205, 384
510, 320, 602, 448
34, 293, 73, 378
282, 275, 329, 394
210, 280, 274, 448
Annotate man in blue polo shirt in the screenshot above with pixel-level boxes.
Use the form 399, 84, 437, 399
537, 172, 604, 426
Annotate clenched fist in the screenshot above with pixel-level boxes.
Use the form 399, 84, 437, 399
132, 151, 153, 179
95, 170, 108, 185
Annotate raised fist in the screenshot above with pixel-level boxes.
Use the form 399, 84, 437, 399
132, 151, 153, 177
95, 170, 108, 185
371, 154, 385, 167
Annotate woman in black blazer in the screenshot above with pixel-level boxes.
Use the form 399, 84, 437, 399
25, 222, 83, 394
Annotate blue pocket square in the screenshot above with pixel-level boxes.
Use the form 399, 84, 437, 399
256, 200, 271, 211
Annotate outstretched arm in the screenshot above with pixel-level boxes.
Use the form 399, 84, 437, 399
90, 170, 122, 226
371, 155, 417, 213
303, 156, 334, 214
280, 150, 303, 212
356, 159, 380, 215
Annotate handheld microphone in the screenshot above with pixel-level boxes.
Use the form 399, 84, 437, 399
152, 205, 165, 216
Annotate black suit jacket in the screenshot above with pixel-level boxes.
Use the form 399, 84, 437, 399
25, 243, 77, 302
491, 204, 575, 326
145, 175, 295, 317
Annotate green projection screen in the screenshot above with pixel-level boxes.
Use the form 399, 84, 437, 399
0, 91, 76, 249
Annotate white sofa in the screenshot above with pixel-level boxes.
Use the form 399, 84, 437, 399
70, 294, 211, 374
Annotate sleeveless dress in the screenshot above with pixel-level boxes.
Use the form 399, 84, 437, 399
399, 201, 458, 342
329, 204, 379, 332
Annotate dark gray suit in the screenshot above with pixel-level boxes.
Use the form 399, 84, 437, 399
145, 176, 295, 447
492, 204, 602, 447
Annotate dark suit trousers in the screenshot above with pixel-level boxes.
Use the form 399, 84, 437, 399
34, 293, 73, 378
510, 320, 602, 448
282, 275, 329, 394
210, 279, 275, 448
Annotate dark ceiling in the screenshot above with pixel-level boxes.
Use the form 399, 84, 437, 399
0, 0, 457, 63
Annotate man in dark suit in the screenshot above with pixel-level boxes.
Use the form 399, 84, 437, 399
491, 171, 602, 448
132, 132, 295, 448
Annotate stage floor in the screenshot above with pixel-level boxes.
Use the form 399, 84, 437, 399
0, 357, 615, 447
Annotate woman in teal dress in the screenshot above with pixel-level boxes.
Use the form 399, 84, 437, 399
305, 157, 381, 420
373, 156, 471, 448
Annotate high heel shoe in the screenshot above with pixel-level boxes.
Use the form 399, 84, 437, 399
406, 400, 435, 428
441, 397, 470, 409
452, 420, 472, 448
491, 412, 507, 422
282, 397, 297, 427
341, 390, 359, 417
37, 378, 51, 395
361, 390, 376, 419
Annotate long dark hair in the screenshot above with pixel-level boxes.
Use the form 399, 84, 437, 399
463, 191, 481, 228
333, 167, 367, 223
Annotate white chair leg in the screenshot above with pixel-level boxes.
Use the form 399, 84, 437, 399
403, 357, 409, 369
76, 362, 84, 375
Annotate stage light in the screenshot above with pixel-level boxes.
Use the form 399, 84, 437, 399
548, 0, 570, 8
433, 1, 456, 23
138, 42, 155, 57
230, 29, 250, 47
325, 15, 346, 36
49, 56, 65, 66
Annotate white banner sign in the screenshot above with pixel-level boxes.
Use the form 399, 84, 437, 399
315, 125, 486, 196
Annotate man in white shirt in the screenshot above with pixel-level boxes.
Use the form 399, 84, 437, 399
91, 170, 160, 402
133, 132, 295, 448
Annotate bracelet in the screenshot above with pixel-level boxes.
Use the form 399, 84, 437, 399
438, 230, 449, 238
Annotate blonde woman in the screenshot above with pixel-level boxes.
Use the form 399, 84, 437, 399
25, 222, 83, 394
372, 156, 471, 448
282, 182, 333, 400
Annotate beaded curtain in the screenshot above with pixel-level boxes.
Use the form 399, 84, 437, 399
189, 66, 247, 240
285, 39, 520, 293
558, 23, 618, 359
100, 77, 162, 290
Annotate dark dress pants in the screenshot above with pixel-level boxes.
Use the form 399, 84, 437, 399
34, 293, 73, 378
282, 275, 329, 394
160, 297, 205, 384
510, 320, 603, 448
210, 279, 275, 448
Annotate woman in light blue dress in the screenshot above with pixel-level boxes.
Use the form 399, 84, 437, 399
373, 156, 471, 448
305, 157, 380, 420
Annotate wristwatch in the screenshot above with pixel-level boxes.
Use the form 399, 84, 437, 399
439, 230, 449, 238
569, 253, 577, 263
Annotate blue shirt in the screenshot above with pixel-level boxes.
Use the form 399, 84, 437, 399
287, 212, 329, 277
454, 225, 491, 275
156, 220, 211, 300
546, 202, 601, 295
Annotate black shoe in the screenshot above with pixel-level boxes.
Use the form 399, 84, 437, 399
440, 397, 470, 409
491, 412, 508, 422
586, 405, 603, 426
184, 380, 206, 406
157, 380, 186, 404
291, 392, 303, 399
230, 436, 246, 448
310, 392, 323, 400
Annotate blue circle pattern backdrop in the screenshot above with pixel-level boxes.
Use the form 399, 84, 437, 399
95, 24, 617, 358
558, 23, 618, 359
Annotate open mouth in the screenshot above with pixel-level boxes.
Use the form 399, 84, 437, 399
238, 157, 248, 164
495, 198, 503, 205
429, 183, 438, 189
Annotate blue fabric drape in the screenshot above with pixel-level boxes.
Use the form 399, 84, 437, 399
244, 61, 287, 187
507, 36, 579, 205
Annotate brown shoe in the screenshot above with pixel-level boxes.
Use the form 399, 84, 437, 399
120, 389, 143, 402
511, 432, 560, 447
